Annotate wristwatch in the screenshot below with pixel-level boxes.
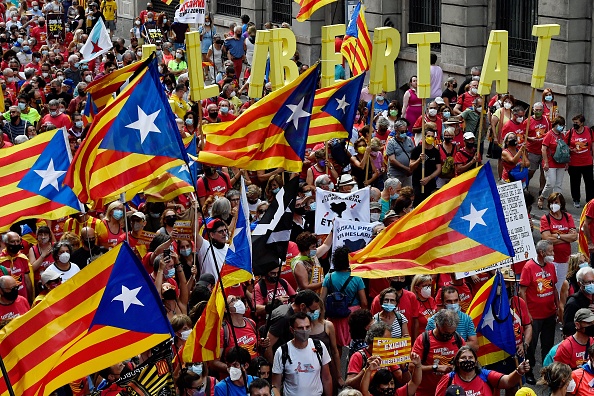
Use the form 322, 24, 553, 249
432, 363, 438, 373
557, 234, 561, 240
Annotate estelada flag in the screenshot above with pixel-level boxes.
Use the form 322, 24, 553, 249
198, 64, 319, 173
350, 164, 514, 277
0, 128, 83, 231
295, 0, 336, 21
65, 59, 190, 204
0, 243, 174, 396
307, 73, 365, 145
341, 1, 372, 76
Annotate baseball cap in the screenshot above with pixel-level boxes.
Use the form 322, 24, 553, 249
370, 202, 381, 211
197, 273, 216, 288
130, 211, 146, 221
434, 97, 445, 105
445, 385, 465, 396
41, 269, 61, 285
575, 308, 594, 323
463, 132, 475, 140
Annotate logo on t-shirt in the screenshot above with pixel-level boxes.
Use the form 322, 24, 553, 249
295, 362, 316, 373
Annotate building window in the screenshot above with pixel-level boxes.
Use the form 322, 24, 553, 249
217, 0, 241, 17
409, 0, 441, 51
496, 0, 538, 68
272, 0, 292, 25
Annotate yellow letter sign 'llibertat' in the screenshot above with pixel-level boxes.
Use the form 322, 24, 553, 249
321, 24, 346, 88
531, 24, 561, 89
268, 28, 300, 91
248, 29, 271, 99
478, 30, 508, 95
186, 31, 219, 100
369, 27, 401, 95
407, 32, 440, 99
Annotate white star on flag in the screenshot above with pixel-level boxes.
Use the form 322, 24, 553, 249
286, 97, 311, 129
481, 306, 495, 331
461, 204, 488, 232
34, 159, 66, 192
335, 95, 350, 113
126, 106, 162, 144
229, 227, 243, 253
112, 285, 144, 313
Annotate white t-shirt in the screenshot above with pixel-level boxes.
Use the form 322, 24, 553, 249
272, 338, 331, 396
46, 262, 80, 282
197, 238, 228, 282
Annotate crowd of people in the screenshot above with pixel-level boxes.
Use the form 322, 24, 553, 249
2, 2, 594, 396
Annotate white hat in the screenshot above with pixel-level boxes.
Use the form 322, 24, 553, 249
41, 269, 61, 285
130, 211, 146, 221
337, 174, 357, 186
434, 97, 445, 105
463, 132, 476, 140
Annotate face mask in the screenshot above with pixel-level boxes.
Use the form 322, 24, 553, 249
508, 139, 517, 147
428, 108, 438, 117
381, 303, 395, 312
166, 268, 176, 278
229, 367, 242, 381
163, 18, 167, 23
370, 213, 380, 222
180, 247, 192, 257
309, 202, 317, 210
2, 287, 18, 302
317, 159, 327, 168
208, 111, 218, 118
22, 46, 30, 52
459, 360, 476, 372
545, 95, 553, 102
163, 288, 176, 300
136, 20, 140, 25
189, 363, 203, 376
446, 303, 460, 312
176, 53, 182, 59
50, 111, 58, 117
59, 252, 70, 263
328, 182, 334, 191
579, 262, 589, 269
442, 111, 450, 119
112, 209, 124, 220
534, 111, 543, 117
376, 95, 384, 102
357, 146, 366, 155
585, 284, 594, 295
147, 18, 153, 22
179, 329, 191, 341
550, 203, 561, 213
391, 280, 406, 291
309, 249, 317, 258
425, 136, 435, 145
230, 91, 236, 98
17, 102, 26, 110
503, 102, 512, 109
234, 300, 246, 315
444, 137, 453, 143
272, 187, 280, 194
266, 275, 278, 283
475, 106, 482, 113
421, 286, 432, 299
39, 236, 50, 244
132, 222, 143, 232
544, 255, 555, 264
185, 118, 193, 126
471, 87, 478, 94
567, 379, 577, 393
379, 388, 395, 396
556, 125, 564, 132
6, 244, 22, 254
399, 133, 408, 140
466, 142, 475, 149
390, 192, 399, 201
306, 309, 320, 321
75, 120, 83, 128
293, 329, 311, 342
389, 109, 398, 117
220, 106, 229, 114
84, 75, 92, 83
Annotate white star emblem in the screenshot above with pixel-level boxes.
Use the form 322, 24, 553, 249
285, 97, 311, 129
461, 204, 488, 232
126, 106, 161, 144
335, 95, 350, 113
229, 227, 243, 253
111, 285, 144, 313
481, 306, 495, 331
178, 164, 190, 175
34, 159, 66, 192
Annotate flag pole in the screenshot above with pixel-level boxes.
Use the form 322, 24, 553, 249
523, 88, 536, 171
263, 261, 284, 336
0, 353, 16, 396
365, 95, 376, 182
120, 192, 129, 244
476, 95, 487, 168
421, 101, 426, 193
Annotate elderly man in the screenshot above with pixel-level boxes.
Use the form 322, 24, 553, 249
386, 120, 414, 187
0, 232, 33, 303
205, 103, 220, 123
64, 55, 81, 85
379, 178, 401, 220
71, 227, 104, 269
564, 266, 594, 334
0, 275, 30, 319
41, 99, 72, 130
314, 174, 333, 191
2, 106, 32, 143
555, 308, 594, 369
224, 26, 246, 78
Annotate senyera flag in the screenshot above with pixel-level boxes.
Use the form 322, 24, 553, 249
295, 0, 336, 21
350, 164, 514, 277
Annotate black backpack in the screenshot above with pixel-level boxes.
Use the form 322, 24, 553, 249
421, 330, 463, 364
325, 274, 355, 318
201, 170, 231, 193
280, 338, 324, 385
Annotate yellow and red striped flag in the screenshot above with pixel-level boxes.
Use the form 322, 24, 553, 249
578, 201, 591, 256
0, 243, 173, 396
295, 0, 336, 22
341, 2, 372, 76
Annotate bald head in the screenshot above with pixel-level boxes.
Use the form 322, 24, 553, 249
81, 227, 95, 240
5, 232, 20, 244
0, 275, 16, 289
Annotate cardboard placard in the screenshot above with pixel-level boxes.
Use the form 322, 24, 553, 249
137, 230, 156, 246
372, 337, 412, 367
46, 13, 64, 40
171, 220, 192, 240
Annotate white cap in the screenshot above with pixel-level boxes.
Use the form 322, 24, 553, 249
463, 132, 476, 140
41, 269, 61, 285
434, 97, 445, 105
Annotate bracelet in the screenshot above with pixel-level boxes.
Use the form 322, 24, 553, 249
515, 369, 523, 376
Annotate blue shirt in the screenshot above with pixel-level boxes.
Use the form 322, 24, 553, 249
366, 99, 389, 123
425, 310, 477, 340
214, 375, 255, 396
199, 26, 216, 53
322, 271, 365, 307
224, 37, 245, 58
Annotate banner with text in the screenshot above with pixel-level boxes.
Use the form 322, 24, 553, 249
455, 181, 535, 279
315, 187, 370, 234
174, 0, 205, 24
372, 337, 412, 367
47, 13, 64, 40
332, 218, 373, 257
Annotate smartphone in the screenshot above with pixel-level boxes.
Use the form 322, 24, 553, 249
164, 248, 171, 259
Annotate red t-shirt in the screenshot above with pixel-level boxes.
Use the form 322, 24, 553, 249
0, 295, 30, 319
283, 242, 299, 291
501, 119, 527, 147
519, 259, 557, 319
456, 92, 479, 111
438, 144, 457, 164
0, 251, 31, 300
542, 130, 567, 168
196, 172, 231, 199
555, 335, 593, 369
219, 112, 237, 122
413, 114, 443, 137
30, 26, 47, 51
567, 127, 593, 167
510, 296, 531, 346
412, 331, 465, 396
416, 297, 437, 331
454, 148, 478, 176
540, 212, 576, 263
41, 113, 72, 130
527, 116, 551, 155
435, 283, 473, 312
436, 370, 503, 396
370, 289, 419, 324
254, 280, 295, 306
219, 318, 259, 359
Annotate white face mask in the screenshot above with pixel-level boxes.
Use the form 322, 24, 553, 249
59, 252, 70, 263
229, 366, 242, 381
427, 108, 438, 117
567, 379, 577, 393
233, 300, 246, 315
370, 213, 380, 222
421, 286, 432, 299
544, 255, 555, 264
503, 102, 512, 109
550, 203, 561, 213
180, 329, 191, 340
516, 116, 524, 123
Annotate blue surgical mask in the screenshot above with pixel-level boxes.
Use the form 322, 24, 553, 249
272, 187, 280, 194
446, 303, 460, 312
166, 268, 175, 278
556, 125, 564, 132
390, 193, 399, 201
180, 248, 192, 257
328, 182, 334, 191
189, 363, 203, 376
382, 303, 395, 312
399, 133, 407, 139
309, 249, 317, 258
307, 309, 320, 321
150, 212, 161, 218
443, 111, 450, 119
309, 202, 316, 211
220, 106, 229, 114
585, 284, 594, 294
18, 102, 26, 110
185, 118, 193, 125
112, 209, 123, 220
75, 120, 83, 128
376, 95, 384, 102
545, 95, 553, 102
579, 262, 589, 269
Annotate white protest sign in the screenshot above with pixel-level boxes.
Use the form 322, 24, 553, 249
332, 218, 374, 256
315, 187, 370, 234
455, 181, 535, 279
174, 0, 206, 24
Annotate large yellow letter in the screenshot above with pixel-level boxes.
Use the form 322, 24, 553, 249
407, 32, 440, 99
478, 30, 508, 95
248, 30, 271, 99
369, 27, 401, 95
185, 32, 219, 101
141, 44, 156, 60
321, 24, 346, 88
531, 24, 561, 88
268, 28, 299, 91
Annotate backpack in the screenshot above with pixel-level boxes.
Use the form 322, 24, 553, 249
421, 330, 463, 364
222, 317, 259, 351
280, 338, 324, 385
440, 145, 455, 177
325, 274, 355, 318
553, 137, 570, 164
201, 170, 231, 193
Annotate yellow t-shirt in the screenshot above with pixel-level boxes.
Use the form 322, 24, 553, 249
170, 95, 191, 119
101, 0, 117, 20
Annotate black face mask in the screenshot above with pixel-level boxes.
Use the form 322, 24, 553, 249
216, 40, 223, 45
2, 287, 18, 302
39, 22, 45, 27
86, 239, 96, 249
574, 123, 581, 130
163, 288, 176, 300
378, 388, 395, 396
50, 87, 58, 93
585, 325, 594, 337
266, 275, 278, 283
465, 142, 475, 149
508, 139, 517, 147
391, 281, 406, 291
444, 137, 453, 143
6, 244, 22, 254
212, 240, 225, 249
165, 216, 176, 227
204, 167, 215, 176
294, 206, 306, 215
459, 360, 476, 373
9, 115, 18, 123
208, 111, 218, 119
452, 83, 457, 88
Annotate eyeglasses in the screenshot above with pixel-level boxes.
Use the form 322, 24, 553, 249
215, 229, 228, 235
